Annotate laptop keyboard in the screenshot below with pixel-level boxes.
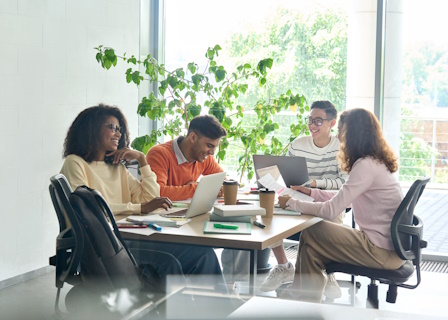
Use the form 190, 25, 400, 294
160, 208, 188, 218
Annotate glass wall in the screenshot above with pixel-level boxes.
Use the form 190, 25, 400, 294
165, 0, 349, 183
386, 0, 448, 187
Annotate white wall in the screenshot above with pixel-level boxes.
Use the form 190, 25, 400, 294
0, 0, 141, 282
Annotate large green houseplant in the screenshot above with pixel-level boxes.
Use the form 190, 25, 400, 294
95, 45, 309, 182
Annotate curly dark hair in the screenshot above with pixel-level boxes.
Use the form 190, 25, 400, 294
63, 104, 130, 162
338, 108, 398, 173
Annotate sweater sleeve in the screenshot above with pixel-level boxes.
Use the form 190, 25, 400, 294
60, 156, 88, 191
314, 168, 348, 190
61, 156, 146, 215
286, 159, 372, 220
128, 164, 160, 203
147, 146, 196, 200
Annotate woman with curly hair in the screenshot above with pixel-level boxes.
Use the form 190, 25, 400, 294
61, 104, 226, 292
279, 108, 405, 302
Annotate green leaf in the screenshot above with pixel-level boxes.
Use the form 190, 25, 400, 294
217, 150, 226, 161
206, 49, 214, 59
167, 75, 178, 88
215, 69, 226, 82
188, 104, 201, 117
132, 71, 142, 85
239, 84, 248, 93
175, 68, 185, 78
95, 52, 102, 63
131, 135, 154, 154
187, 62, 197, 74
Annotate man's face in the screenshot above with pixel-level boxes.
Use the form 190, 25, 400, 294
307, 108, 335, 141
191, 133, 221, 162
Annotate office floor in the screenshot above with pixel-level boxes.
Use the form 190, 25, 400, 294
0, 257, 447, 320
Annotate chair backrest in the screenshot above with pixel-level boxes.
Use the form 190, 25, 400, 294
391, 177, 429, 263
49, 174, 84, 287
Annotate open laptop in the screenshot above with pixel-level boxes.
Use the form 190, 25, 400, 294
253, 155, 309, 188
160, 171, 226, 219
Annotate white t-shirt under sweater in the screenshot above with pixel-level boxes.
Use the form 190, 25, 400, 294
286, 157, 403, 250
287, 135, 347, 189
61, 154, 160, 216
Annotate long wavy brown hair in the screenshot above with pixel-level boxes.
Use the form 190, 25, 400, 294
338, 108, 398, 173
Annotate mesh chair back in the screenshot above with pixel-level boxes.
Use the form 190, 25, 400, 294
391, 177, 429, 262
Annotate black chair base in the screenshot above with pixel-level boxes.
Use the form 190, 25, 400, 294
326, 260, 414, 308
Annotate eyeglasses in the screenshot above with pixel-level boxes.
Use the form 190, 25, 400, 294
305, 116, 332, 127
105, 123, 122, 134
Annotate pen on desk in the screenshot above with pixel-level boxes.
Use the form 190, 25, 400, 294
117, 224, 147, 229
148, 223, 162, 231
300, 179, 313, 187
213, 223, 239, 230
253, 221, 265, 229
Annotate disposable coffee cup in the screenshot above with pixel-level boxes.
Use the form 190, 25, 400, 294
223, 180, 239, 205
259, 188, 275, 218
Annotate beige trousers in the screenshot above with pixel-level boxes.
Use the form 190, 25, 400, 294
268, 211, 345, 249
294, 220, 404, 302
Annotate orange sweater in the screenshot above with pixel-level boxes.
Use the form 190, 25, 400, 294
146, 140, 223, 200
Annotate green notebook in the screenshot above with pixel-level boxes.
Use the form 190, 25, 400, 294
203, 221, 251, 234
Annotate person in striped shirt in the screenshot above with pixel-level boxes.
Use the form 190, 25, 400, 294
260, 101, 347, 298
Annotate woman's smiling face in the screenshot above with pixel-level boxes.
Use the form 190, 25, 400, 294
98, 116, 122, 159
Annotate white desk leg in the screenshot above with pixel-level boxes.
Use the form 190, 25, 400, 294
249, 249, 258, 295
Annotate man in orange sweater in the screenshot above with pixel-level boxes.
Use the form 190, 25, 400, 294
146, 115, 227, 201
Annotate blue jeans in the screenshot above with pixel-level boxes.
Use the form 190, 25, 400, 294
125, 240, 227, 292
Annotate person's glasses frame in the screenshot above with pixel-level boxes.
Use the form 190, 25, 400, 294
305, 116, 333, 127
105, 123, 122, 134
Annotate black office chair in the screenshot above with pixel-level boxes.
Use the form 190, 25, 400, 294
49, 174, 191, 317
48, 174, 84, 314
326, 177, 429, 308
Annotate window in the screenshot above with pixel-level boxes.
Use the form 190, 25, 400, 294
384, 0, 448, 187
165, 0, 349, 183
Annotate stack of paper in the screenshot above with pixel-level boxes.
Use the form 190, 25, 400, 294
213, 205, 266, 217
257, 173, 314, 202
209, 212, 255, 223
125, 215, 184, 227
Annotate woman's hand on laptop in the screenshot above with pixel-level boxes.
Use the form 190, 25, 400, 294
290, 185, 312, 196
278, 195, 292, 209
141, 197, 173, 214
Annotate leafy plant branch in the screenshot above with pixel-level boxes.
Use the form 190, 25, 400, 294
95, 44, 309, 182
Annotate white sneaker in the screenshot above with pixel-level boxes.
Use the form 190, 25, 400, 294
324, 273, 342, 299
259, 262, 295, 292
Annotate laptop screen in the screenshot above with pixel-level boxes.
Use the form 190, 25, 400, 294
253, 155, 309, 188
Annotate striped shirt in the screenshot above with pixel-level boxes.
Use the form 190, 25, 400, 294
287, 135, 347, 189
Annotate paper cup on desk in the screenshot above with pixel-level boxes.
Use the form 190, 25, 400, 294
223, 180, 238, 205
259, 188, 275, 218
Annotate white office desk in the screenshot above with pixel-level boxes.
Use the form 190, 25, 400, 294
120, 212, 322, 295
229, 296, 445, 320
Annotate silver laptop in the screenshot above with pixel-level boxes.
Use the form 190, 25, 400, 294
161, 171, 226, 218
253, 155, 309, 188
